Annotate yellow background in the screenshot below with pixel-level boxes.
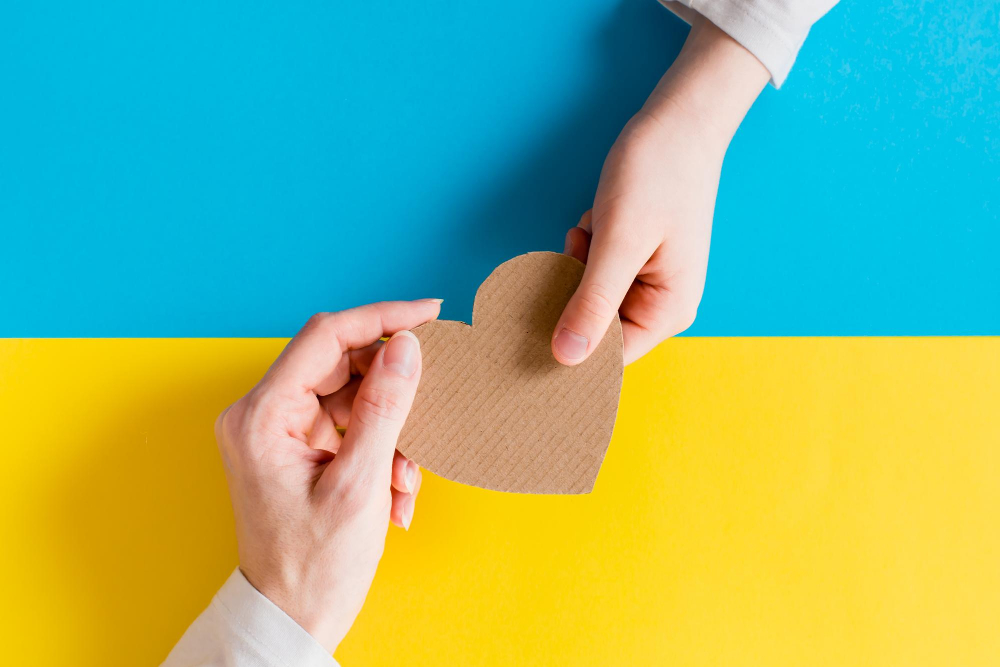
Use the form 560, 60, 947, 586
1, 338, 998, 665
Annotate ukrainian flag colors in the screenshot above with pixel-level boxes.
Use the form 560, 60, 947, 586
1, 1, 997, 665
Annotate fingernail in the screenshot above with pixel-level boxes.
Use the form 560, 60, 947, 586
383, 330, 419, 378
402, 496, 414, 531
553, 328, 589, 362
419, 298, 444, 304
564, 230, 575, 256
405, 460, 418, 493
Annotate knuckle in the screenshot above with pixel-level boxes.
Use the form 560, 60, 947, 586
330, 471, 387, 517
306, 311, 332, 328
214, 392, 275, 465
575, 284, 618, 323
215, 399, 245, 446
341, 315, 368, 341
301, 311, 371, 349
353, 384, 407, 426
333, 478, 369, 515
214, 406, 233, 443
240, 390, 273, 430
299, 311, 336, 338
214, 400, 246, 470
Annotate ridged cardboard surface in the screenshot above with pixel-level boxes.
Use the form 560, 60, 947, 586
397, 252, 624, 493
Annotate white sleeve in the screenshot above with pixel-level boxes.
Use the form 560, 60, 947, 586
658, 0, 839, 87
162, 568, 340, 667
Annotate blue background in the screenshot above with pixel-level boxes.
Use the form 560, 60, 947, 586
1, 0, 997, 337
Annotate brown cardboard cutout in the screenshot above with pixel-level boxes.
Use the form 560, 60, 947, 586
397, 251, 624, 494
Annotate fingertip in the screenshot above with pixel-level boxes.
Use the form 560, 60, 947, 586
416, 298, 443, 321
402, 493, 414, 530
390, 488, 406, 528
552, 327, 590, 366
382, 330, 421, 378
391, 451, 414, 492
390, 489, 415, 530
405, 460, 418, 493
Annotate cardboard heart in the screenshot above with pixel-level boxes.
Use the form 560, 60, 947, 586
397, 251, 623, 494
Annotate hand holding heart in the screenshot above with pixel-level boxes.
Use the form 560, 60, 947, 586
214, 254, 625, 656
553, 21, 769, 366
214, 300, 439, 653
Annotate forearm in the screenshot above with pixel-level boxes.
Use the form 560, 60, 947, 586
642, 19, 769, 151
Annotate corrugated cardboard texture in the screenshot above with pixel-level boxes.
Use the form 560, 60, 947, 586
397, 252, 623, 494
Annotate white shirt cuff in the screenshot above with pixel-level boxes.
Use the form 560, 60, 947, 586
658, 0, 838, 88
163, 568, 340, 667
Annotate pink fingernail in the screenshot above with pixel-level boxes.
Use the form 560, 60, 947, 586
405, 460, 418, 493
383, 330, 419, 378
553, 328, 588, 362
402, 496, 414, 531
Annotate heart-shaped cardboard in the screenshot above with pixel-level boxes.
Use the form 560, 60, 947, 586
397, 251, 624, 494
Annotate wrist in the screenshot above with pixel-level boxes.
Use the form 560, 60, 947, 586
641, 19, 768, 151
240, 565, 348, 654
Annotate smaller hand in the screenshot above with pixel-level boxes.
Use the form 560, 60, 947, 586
555, 110, 722, 365
552, 19, 769, 366
214, 300, 440, 653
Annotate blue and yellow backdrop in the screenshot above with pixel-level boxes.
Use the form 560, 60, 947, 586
1, 1, 998, 664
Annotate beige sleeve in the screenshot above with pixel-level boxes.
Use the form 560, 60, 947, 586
658, 0, 839, 87
162, 568, 340, 667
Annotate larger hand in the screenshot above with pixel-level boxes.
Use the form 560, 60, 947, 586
214, 300, 440, 653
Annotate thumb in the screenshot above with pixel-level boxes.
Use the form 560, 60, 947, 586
552, 226, 648, 366
327, 330, 422, 489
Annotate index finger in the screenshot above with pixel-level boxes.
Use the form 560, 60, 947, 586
266, 300, 441, 395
